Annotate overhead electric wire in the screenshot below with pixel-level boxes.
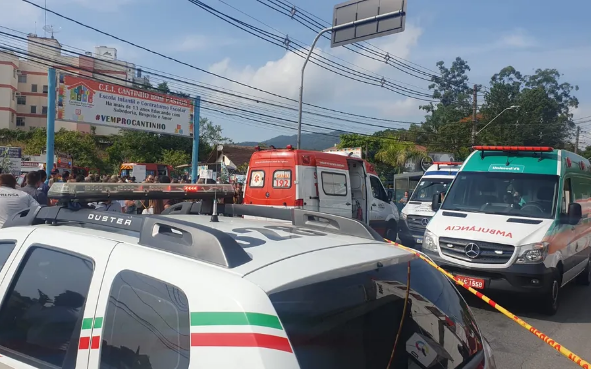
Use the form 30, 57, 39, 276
215, 0, 432, 93
0, 30, 423, 130
1, 44, 430, 145
253, 0, 437, 81
19, 0, 434, 124
185, 0, 436, 100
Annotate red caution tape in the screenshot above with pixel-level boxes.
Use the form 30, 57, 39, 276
384, 238, 590, 369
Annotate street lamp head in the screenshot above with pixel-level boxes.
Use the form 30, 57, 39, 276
509, 105, 520, 110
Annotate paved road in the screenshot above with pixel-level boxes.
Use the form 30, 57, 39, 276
464, 283, 591, 369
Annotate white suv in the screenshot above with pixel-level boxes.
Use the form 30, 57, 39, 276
0, 183, 495, 369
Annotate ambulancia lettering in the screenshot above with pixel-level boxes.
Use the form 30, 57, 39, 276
445, 225, 513, 238
88, 213, 132, 226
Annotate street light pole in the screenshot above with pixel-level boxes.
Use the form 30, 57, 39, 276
296, 9, 405, 149
475, 105, 520, 138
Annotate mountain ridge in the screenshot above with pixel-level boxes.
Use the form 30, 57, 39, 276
237, 130, 343, 151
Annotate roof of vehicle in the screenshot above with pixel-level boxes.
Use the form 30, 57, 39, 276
424, 163, 462, 175
463, 147, 588, 175
1, 199, 413, 280
250, 148, 378, 175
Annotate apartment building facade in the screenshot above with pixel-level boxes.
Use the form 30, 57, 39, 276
0, 34, 148, 135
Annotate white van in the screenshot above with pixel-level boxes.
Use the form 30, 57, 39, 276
398, 162, 461, 247
423, 146, 591, 315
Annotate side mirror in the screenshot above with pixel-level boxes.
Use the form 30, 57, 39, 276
567, 203, 582, 225
432, 193, 441, 211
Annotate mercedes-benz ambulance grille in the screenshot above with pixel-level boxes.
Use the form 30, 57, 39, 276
438, 237, 515, 264
407, 215, 432, 232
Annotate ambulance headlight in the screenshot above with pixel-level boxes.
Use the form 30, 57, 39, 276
423, 229, 439, 252
401, 212, 408, 220
516, 242, 549, 264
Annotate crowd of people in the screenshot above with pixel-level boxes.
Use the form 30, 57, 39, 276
0, 169, 245, 227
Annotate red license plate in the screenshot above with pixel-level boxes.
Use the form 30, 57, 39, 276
455, 275, 485, 289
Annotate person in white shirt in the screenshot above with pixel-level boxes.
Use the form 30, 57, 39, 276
0, 174, 39, 228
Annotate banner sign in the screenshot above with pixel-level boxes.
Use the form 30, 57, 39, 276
56, 73, 194, 137
0, 146, 22, 176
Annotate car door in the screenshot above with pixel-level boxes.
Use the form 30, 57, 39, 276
87, 243, 191, 369
0, 227, 116, 369
317, 167, 352, 218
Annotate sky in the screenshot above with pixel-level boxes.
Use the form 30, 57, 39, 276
2, 0, 591, 145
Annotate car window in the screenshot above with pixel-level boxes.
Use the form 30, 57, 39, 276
249, 170, 265, 188
370, 176, 388, 202
0, 242, 16, 271
100, 270, 190, 369
269, 259, 482, 369
273, 170, 292, 189
0, 246, 94, 367
321, 172, 347, 196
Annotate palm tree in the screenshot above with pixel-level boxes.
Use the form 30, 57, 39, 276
374, 141, 427, 170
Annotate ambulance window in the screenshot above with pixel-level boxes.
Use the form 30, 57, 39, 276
249, 170, 265, 188
100, 270, 190, 369
370, 176, 388, 202
321, 172, 347, 196
273, 170, 292, 189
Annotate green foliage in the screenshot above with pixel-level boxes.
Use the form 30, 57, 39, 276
5, 116, 229, 175
337, 58, 580, 179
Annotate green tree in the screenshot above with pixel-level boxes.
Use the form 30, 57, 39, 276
419, 57, 474, 158
161, 149, 191, 176
374, 141, 427, 169
479, 67, 578, 147
156, 82, 170, 93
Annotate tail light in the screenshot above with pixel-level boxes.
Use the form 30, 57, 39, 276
294, 199, 304, 207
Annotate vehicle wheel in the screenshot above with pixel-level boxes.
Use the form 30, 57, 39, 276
575, 257, 591, 286
385, 221, 397, 242
541, 271, 561, 316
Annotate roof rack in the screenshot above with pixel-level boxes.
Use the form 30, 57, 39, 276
48, 182, 235, 202
162, 202, 383, 241
1, 205, 251, 269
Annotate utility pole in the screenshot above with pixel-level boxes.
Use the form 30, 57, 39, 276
575, 126, 580, 154
365, 143, 369, 159
471, 84, 478, 146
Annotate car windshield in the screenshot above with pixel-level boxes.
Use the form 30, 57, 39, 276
270, 260, 483, 369
409, 178, 454, 202
441, 171, 559, 219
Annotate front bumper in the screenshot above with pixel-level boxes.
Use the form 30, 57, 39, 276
423, 250, 554, 295
398, 218, 427, 246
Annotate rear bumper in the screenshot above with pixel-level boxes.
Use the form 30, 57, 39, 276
423, 251, 554, 295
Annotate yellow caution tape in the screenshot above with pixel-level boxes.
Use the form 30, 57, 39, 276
384, 238, 590, 369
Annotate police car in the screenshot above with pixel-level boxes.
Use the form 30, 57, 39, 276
0, 182, 496, 369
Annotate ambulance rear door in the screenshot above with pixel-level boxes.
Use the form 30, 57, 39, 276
316, 165, 352, 218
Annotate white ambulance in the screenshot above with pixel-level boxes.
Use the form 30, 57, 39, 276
398, 162, 462, 247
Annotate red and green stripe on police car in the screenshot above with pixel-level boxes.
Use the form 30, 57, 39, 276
79, 312, 292, 353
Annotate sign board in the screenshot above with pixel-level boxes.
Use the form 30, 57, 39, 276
0, 147, 22, 176
331, 0, 407, 48
199, 169, 214, 179
56, 73, 194, 137
323, 146, 363, 158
